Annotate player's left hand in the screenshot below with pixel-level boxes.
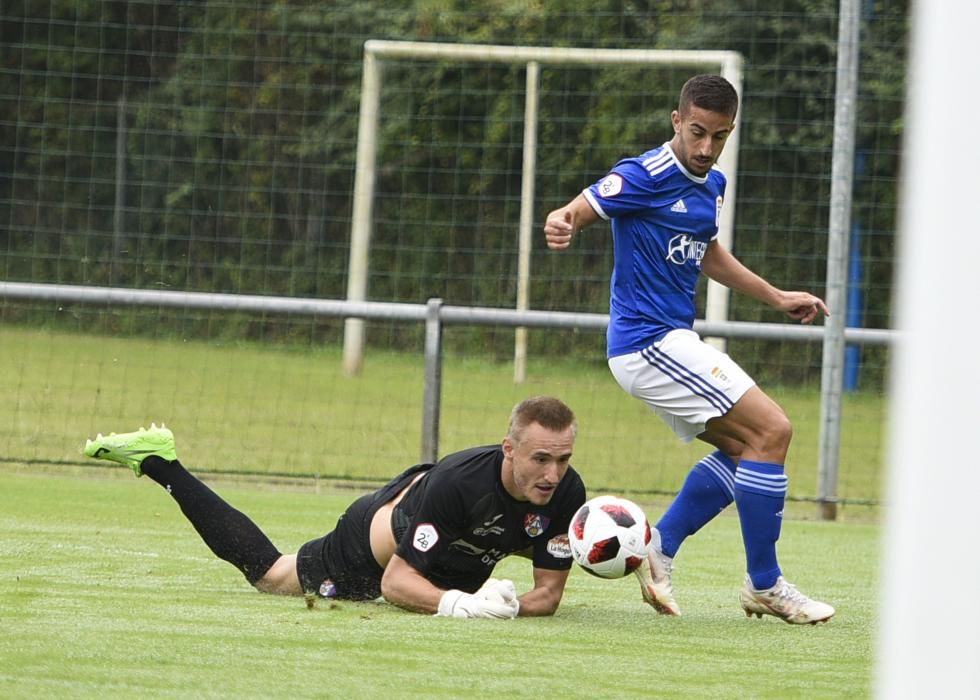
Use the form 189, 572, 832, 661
436, 589, 519, 619
776, 291, 830, 324
476, 578, 519, 610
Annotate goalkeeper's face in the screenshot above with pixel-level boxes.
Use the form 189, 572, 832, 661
501, 422, 575, 505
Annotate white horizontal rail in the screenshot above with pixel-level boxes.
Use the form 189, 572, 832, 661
0, 281, 428, 321
1, 281, 896, 345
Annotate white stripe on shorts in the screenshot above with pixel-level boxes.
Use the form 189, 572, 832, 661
640, 344, 735, 414
608, 329, 755, 442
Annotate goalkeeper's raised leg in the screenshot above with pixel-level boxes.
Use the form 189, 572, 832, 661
83, 422, 285, 588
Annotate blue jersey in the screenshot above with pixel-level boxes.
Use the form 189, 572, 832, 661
583, 143, 728, 357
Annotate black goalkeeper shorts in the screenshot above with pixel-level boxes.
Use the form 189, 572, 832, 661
296, 490, 385, 601
295, 463, 432, 601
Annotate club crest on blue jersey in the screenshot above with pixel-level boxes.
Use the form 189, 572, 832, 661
524, 513, 550, 537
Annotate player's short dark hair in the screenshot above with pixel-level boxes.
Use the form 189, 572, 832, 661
678, 74, 739, 119
508, 396, 577, 441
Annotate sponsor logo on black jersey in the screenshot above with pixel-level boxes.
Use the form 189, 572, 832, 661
546, 534, 572, 559
450, 539, 486, 556
473, 513, 506, 536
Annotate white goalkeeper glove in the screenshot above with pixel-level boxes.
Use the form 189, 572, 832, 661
475, 577, 519, 607
436, 582, 520, 619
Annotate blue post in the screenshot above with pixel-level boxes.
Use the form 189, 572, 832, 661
843, 148, 867, 392
843, 221, 864, 391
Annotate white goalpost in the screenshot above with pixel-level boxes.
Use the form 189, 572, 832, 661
876, 0, 980, 695
341, 40, 744, 380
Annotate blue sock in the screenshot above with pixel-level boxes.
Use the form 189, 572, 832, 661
656, 451, 737, 557
733, 460, 787, 590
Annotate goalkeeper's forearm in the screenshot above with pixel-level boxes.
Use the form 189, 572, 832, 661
515, 589, 561, 616
379, 554, 447, 614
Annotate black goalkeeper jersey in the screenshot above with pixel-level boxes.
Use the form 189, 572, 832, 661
391, 445, 586, 593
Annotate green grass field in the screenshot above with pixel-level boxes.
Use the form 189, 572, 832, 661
0, 325, 887, 505
0, 466, 878, 699
1, 323, 882, 697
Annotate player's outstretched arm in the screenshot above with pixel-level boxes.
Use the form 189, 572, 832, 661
701, 241, 829, 324
516, 566, 570, 617
381, 554, 519, 618
380, 554, 445, 613
543, 194, 600, 250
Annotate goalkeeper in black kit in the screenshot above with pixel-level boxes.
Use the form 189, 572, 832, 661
84, 396, 587, 618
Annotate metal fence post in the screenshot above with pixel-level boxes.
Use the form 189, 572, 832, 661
817, 0, 861, 521
421, 298, 443, 463
113, 96, 127, 271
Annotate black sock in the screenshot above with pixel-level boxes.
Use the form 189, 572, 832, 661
140, 455, 282, 585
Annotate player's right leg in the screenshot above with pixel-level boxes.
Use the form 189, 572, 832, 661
707, 388, 792, 591
84, 425, 287, 592
254, 554, 303, 595
707, 388, 834, 622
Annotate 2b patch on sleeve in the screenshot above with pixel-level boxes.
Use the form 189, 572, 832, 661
412, 523, 439, 552
598, 174, 623, 197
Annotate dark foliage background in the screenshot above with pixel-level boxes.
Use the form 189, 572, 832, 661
0, 1, 905, 386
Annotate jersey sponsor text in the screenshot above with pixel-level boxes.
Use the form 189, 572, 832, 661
546, 534, 572, 559
665, 233, 708, 266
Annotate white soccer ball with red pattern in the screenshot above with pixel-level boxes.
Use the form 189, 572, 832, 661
568, 495, 652, 579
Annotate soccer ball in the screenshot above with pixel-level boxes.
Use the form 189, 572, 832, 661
568, 495, 652, 579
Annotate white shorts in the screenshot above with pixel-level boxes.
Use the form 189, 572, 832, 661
608, 329, 755, 443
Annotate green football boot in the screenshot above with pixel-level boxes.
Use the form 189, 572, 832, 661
83, 423, 177, 476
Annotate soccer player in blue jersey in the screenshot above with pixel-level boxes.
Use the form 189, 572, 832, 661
543, 74, 834, 624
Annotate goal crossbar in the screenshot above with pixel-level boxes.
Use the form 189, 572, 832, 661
363, 39, 742, 67
343, 40, 744, 378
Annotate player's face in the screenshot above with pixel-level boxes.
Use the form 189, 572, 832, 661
670, 105, 735, 176
501, 422, 575, 506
